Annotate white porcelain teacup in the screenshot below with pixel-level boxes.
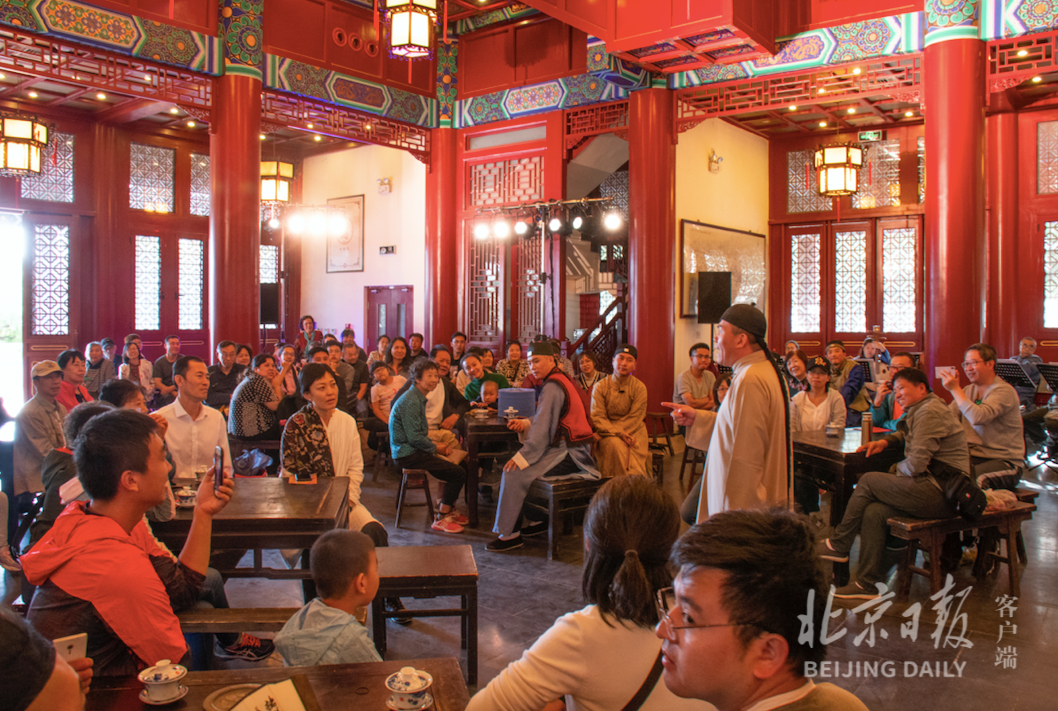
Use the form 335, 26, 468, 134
174, 487, 196, 507
138, 659, 187, 702
385, 666, 433, 709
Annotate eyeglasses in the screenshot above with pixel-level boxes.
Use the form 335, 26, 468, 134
654, 587, 758, 641
962, 360, 984, 369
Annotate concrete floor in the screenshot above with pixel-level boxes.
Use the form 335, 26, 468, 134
5, 439, 1058, 710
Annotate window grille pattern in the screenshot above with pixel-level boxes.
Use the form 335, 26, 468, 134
135, 235, 161, 331
130, 143, 175, 212
178, 238, 204, 331
1039, 121, 1058, 195
917, 136, 925, 204
834, 229, 867, 332
470, 156, 543, 207
790, 232, 821, 333
599, 169, 629, 218
852, 140, 900, 209
190, 153, 210, 216
882, 227, 917, 333
31, 224, 69, 335
468, 237, 503, 341
260, 244, 279, 284
516, 233, 543, 342
21, 132, 74, 203
787, 149, 832, 213
1045, 222, 1058, 328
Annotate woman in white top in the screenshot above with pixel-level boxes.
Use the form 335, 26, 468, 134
118, 341, 154, 400
467, 477, 713, 711
791, 356, 846, 515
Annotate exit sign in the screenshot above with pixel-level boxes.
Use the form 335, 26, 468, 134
859, 130, 884, 142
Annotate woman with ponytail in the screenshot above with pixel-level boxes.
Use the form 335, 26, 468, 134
467, 477, 712, 711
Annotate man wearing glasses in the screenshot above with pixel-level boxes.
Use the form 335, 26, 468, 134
815, 368, 969, 599
656, 509, 868, 711
940, 343, 1024, 491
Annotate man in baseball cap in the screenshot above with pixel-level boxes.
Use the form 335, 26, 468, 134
14, 361, 66, 500
592, 344, 649, 477
665, 304, 791, 522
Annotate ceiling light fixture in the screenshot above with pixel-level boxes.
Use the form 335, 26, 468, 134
96, 93, 106, 100
261, 161, 294, 204
0, 113, 48, 177
186, 121, 196, 128
1018, 49, 1029, 57
789, 105, 797, 111
1033, 75, 1043, 83
314, 135, 322, 141
852, 67, 861, 75
847, 108, 856, 114
815, 143, 863, 197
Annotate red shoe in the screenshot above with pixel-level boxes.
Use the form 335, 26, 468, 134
437, 505, 469, 526
431, 514, 465, 534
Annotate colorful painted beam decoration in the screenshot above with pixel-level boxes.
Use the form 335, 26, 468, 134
452, 2, 538, 36
0, 0, 220, 73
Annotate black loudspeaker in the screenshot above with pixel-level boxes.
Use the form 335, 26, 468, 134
260, 283, 280, 324
697, 271, 732, 324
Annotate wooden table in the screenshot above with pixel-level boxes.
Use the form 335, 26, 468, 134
85, 657, 470, 711
151, 477, 350, 598
792, 428, 903, 527
463, 415, 519, 527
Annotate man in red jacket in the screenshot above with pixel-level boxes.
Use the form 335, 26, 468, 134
22, 409, 234, 676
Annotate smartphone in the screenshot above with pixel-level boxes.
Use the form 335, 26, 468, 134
213, 446, 224, 492
53, 633, 87, 663
934, 366, 955, 380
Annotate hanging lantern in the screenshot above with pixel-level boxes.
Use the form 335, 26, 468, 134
260, 160, 294, 204
814, 142, 863, 197
386, 0, 437, 59
0, 114, 48, 177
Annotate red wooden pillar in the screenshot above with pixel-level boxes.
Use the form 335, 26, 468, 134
628, 88, 675, 407
209, 73, 261, 351
425, 127, 460, 346
987, 112, 1019, 354
924, 32, 986, 375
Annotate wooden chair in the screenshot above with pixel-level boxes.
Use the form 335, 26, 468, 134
679, 446, 705, 493
524, 477, 605, 560
645, 412, 674, 455
651, 452, 665, 489
372, 432, 393, 482
395, 469, 435, 528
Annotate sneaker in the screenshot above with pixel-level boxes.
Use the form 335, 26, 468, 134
814, 539, 849, 563
431, 515, 465, 534
486, 535, 523, 553
214, 634, 275, 661
520, 520, 549, 538
385, 597, 412, 626
0, 546, 20, 573
436, 505, 469, 526
833, 581, 881, 600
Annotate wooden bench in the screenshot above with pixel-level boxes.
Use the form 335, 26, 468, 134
679, 446, 705, 493
524, 477, 605, 560
372, 545, 478, 685
177, 607, 300, 634
887, 500, 1037, 599
651, 452, 664, 489
395, 469, 435, 528
646, 412, 674, 455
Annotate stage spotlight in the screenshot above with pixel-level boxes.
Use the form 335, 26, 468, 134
493, 219, 511, 239
571, 214, 584, 230
603, 211, 623, 231
548, 216, 563, 232
328, 213, 349, 236
514, 220, 529, 236
267, 217, 281, 230
473, 222, 491, 240
287, 213, 305, 235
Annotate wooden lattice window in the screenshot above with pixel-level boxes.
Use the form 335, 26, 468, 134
31, 224, 70, 336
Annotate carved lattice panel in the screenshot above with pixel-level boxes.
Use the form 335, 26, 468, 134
600, 169, 629, 218
135, 235, 161, 331
852, 140, 901, 209
469, 155, 544, 207
31, 224, 69, 336
1045, 222, 1058, 328
787, 150, 832, 214
468, 236, 503, 342
882, 227, 918, 333
130, 143, 175, 212
260, 244, 279, 284
834, 229, 867, 333
918, 136, 925, 204
190, 153, 210, 217
178, 238, 204, 331
21, 132, 74, 203
790, 232, 821, 333
1039, 121, 1058, 195
516, 233, 543, 342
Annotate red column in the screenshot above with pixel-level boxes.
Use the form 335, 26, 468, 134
425, 127, 460, 346
209, 74, 261, 351
986, 112, 1019, 354
628, 88, 676, 408
924, 38, 986, 375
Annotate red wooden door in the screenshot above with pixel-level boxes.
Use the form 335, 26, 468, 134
132, 231, 210, 360
364, 285, 414, 347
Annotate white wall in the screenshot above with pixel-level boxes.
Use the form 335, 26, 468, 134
674, 118, 769, 381
299, 144, 427, 341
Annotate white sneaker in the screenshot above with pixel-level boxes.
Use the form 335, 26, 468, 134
0, 546, 21, 573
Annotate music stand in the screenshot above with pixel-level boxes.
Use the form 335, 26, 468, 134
995, 359, 1036, 390
852, 358, 874, 383
1034, 363, 1058, 391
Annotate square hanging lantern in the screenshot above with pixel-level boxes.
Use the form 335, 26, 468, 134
386, 0, 437, 58
814, 142, 863, 197
0, 114, 48, 177
261, 160, 294, 204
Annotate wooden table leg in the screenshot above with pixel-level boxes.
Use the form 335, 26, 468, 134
467, 587, 478, 686
370, 598, 388, 657
466, 439, 480, 528
300, 550, 317, 603
1006, 524, 1021, 597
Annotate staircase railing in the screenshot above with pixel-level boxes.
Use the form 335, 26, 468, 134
567, 291, 628, 366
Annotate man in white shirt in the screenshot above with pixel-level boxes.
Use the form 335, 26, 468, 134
673, 342, 716, 411
156, 356, 232, 479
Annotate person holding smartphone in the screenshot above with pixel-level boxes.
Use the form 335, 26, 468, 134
867, 352, 917, 432
155, 356, 233, 481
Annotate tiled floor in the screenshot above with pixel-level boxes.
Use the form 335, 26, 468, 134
5, 442, 1058, 710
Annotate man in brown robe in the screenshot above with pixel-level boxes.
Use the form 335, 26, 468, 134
591, 344, 649, 477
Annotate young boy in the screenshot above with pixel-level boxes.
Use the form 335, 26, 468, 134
274, 530, 382, 666
370, 363, 406, 424
472, 379, 500, 411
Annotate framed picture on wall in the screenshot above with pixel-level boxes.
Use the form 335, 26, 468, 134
680, 219, 766, 319
326, 194, 365, 273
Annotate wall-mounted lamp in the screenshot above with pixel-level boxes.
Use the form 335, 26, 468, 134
377, 177, 392, 194
708, 150, 723, 174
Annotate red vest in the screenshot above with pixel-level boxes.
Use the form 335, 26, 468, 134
544, 369, 595, 445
